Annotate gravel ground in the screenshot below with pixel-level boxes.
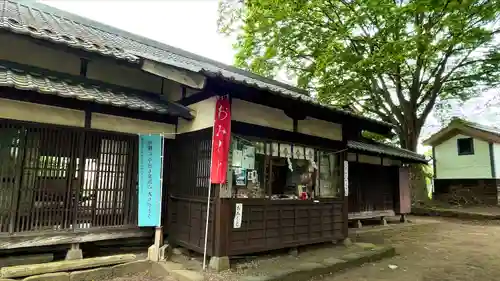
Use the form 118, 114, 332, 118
106, 216, 500, 281
315, 217, 500, 281
105, 271, 176, 281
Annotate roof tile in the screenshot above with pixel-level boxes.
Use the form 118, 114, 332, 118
347, 140, 427, 163
1, 0, 139, 62
0, 63, 188, 116
1, 0, 393, 129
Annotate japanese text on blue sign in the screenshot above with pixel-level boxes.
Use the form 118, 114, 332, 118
138, 134, 163, 227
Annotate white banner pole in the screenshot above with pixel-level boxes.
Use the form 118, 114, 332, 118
202, 125, 216, 270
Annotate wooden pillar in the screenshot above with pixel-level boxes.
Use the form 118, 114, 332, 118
213, 198, 229, 257
210, 197, 231, 271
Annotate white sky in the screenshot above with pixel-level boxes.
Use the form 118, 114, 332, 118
41, 0, 236, 65
40, 0, 500, 154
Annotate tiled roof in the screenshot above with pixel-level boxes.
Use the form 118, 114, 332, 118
458, 119, 500, 136
0, 62, 192, 117
347, 140, 427, 163
0, 0, 393, 129
423, 118, 500, 146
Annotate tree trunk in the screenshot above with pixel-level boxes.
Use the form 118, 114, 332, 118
399, 123, 430, 205
409, 165, 430, 205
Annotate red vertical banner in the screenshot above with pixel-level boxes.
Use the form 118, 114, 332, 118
210, 95, 231, 184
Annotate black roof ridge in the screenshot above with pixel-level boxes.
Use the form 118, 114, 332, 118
353, 138, 423, 156
25, 0, 306, 95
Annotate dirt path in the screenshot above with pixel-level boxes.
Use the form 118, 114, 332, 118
105, 272, 176, 281
315, 217, 500, 281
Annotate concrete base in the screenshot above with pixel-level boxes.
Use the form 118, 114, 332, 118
239, 244, 396, 281
148, 227, 163, 262
169, 269, 204, 281
209, 256, 230, 272
152, 261, 204, 281
356, 220, 363, 228
159, 244, 172, 261
148, 245, 159, 262
342, 238, 353, 247
65, 244, 82, 261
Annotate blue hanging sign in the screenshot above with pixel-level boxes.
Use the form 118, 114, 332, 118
138, 134, 163, 227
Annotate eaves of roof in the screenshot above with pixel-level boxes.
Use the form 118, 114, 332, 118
0, 60, 193, 118
423, 118, 500, 146
0, 0, 393, 130
347, 140, 427, 163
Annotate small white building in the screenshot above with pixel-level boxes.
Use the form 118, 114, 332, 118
423, 118, 500, 205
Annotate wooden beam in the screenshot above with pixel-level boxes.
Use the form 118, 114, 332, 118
231, 121, 345, 151
178, 90, 216, 106
0, 228, 152, 250
206, 77, 393, 137
348, 210, 396, 220
1, 254, 136, 278
142, 59, 206, 90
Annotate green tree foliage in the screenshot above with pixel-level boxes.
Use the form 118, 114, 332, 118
218, 0, 500, 153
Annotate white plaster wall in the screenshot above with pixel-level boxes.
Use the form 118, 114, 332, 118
177, 97, 216, 134
0, 98, 85, 127
493, 143, 500, 178
91, 113, 175, 138
435, 134, 492, 179
231, 99, 293, 132
298, 117, 342, 141
0, 33, 80, 75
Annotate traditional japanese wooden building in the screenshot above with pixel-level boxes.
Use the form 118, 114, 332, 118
0, 0, 195, 255
346, 140, 427, 226
166, 90, 426, 270
0, 0, 426, 268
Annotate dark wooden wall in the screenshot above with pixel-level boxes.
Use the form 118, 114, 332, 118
221, 199, 345, 256
166, 128, 216, 255
348, 162, 398, 213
